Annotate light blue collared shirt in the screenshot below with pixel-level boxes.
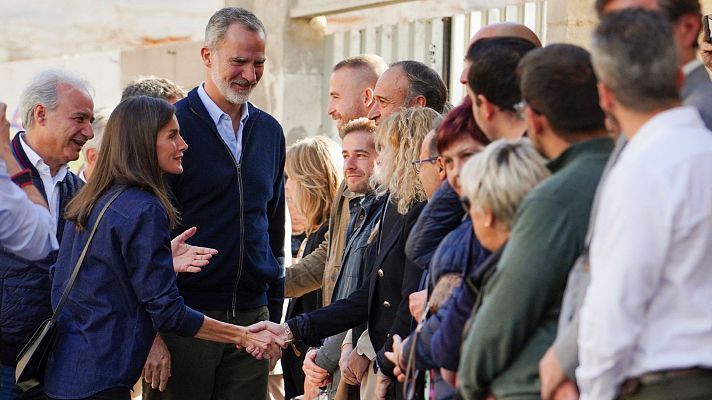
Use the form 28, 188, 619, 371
197, 83, 250, 163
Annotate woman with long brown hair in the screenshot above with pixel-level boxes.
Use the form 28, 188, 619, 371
43, 96, 279, 400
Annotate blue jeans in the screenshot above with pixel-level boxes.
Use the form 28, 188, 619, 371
0, 365, 43, 400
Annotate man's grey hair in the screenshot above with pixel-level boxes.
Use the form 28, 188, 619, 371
84, 107, 112, 151
591, 8, 679, 112
121, 76, 186, 102
460, 138, 550, 229
19, 69, 93, 130
205, 7, 266, 50
390, 61, 448, 113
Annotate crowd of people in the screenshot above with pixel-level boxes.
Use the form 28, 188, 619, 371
1, 1, 712, 400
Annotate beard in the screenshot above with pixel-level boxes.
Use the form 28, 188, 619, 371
212, 67, 254, 105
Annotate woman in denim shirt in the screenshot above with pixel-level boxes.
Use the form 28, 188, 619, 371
44, 96, 280, 400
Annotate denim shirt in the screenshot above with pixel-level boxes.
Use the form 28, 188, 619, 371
44, 186, 204, 398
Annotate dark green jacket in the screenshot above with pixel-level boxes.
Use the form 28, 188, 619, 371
458, 137, 613, 400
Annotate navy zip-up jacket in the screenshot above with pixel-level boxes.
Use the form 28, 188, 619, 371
166, 88, 286, 322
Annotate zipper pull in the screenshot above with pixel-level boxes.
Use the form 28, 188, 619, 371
232, 308, 236, 318
236, 164, 241, 174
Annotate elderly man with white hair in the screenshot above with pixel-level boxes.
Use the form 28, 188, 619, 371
0, 69, 94, 399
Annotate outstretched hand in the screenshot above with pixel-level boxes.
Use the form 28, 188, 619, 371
171, 227, 218, 274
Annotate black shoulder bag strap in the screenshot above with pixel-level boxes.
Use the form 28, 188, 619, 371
16, 189, 123, 392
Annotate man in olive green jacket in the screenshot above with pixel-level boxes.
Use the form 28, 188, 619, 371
458, 44, 612, 400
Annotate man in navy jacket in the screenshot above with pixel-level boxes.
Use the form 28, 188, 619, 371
143, 7, 285, 400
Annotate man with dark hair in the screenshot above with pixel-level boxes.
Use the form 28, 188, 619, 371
466, 37, 536, 141
367, 60, 448, 125
578, 9, 712, 400
143, 7, 285, 400
327, 55, 387, 132
458, 44, 613, 400
595, 0, 712, 129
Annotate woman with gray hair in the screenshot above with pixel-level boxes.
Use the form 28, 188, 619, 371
460, 138, 549, 252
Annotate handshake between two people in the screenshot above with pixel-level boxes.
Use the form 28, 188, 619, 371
238, 321, 293, 361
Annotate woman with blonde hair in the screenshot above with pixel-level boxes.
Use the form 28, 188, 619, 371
249, 106, 440, 400
281, 136, 342, 400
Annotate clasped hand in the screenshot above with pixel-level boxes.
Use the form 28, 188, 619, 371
241, 321, 291, 361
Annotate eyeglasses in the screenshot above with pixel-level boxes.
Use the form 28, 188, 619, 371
411, 157, 438, 173
459, 196, 471, 214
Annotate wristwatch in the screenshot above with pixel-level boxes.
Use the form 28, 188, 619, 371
282, 323, 295, 344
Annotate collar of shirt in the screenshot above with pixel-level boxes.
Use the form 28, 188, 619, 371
19, 133, 68, 183
682, 59, 703, 76
197, 83, 250, 128
546, 136, 614, 174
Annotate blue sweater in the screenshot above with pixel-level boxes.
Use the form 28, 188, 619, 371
166, 89, 286, 322
45, 187, 204, 398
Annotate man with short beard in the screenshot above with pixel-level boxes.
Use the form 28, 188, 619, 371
143, 7, 286, 400
327, 55, 386, 131
367, 60, 448, 125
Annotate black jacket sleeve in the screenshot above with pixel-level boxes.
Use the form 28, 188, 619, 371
404, 182, 464, 270
286, 272, 371, 347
